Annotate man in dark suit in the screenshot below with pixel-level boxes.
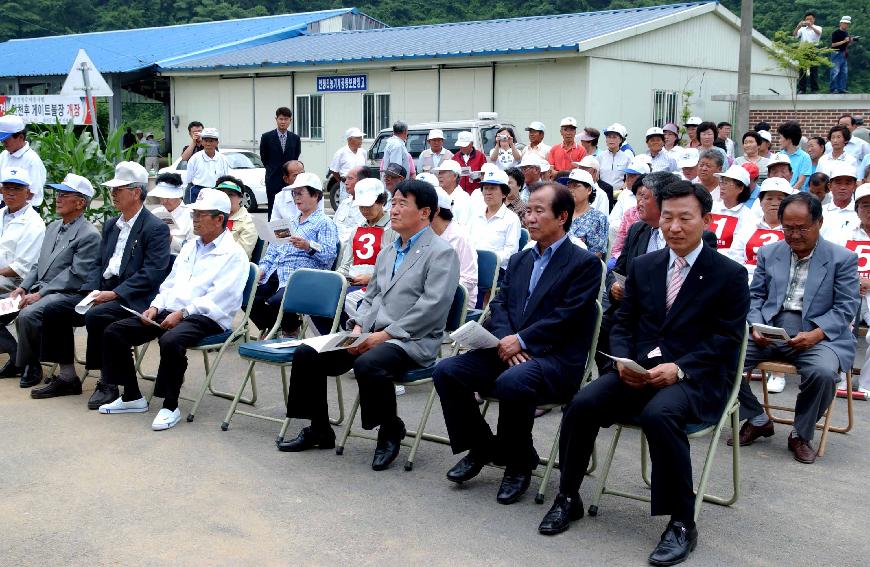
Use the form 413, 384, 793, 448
539, 181, 749, 567
36, 162, 170, 409
433, 182, 602, 505
260, 106, 301, 218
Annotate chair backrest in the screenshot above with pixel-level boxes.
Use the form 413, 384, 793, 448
331, 240, 344, 271
240, 262, 259, 315
582, 300, 604, 386
250, 238, 266, 264
723, 324, 750, 418
518, 228, 530, 251
596, 258, 607, 303
476, 249, 499, 294
445, 285, 469, 333
281, 269, 348, 329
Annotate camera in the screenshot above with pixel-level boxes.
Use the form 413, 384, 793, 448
498, 135, 508, 142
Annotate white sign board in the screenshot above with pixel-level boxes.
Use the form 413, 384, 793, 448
0, 95, 95, 125
60, 49, 113, 98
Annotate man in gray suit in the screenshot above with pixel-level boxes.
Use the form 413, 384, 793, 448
277, 179, 460, 471
732, 192, 860, 464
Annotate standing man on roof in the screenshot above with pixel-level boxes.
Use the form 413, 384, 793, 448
260, 107, 302, 218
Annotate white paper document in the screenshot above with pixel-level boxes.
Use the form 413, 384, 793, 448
120, 305, 162, 328
0, 297, 20, 317
263, 332, 371, 353
449, 321, 500, 350
74, 290, 101, 314
252, 215, 294, 244
153, 210, 177, 228
752, 324, 791, 343
599, 352, 650, 375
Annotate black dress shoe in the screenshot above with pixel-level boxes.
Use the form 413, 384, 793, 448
496, 470, 531, 505
648, 521, 698, 566
87, 381, 120, 410
0, 358, 22, 378
19, 364, 43, 388
276, 426, 335, 452
31, 376, 82, 399
446, 451, 491, 483
538, 493, 584, 535
371, 420, 406, 471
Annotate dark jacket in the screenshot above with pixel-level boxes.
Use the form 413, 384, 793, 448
260, 128, 301, 194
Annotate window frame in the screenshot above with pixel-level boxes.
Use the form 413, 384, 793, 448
362, 92, 391, 139
294, 93, 324, 140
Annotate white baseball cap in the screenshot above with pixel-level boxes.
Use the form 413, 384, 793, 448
102, 161, 149, 187
518, 153, 549, 170
758, 177, 797, 196
715, 164, 751, 187
558, 169, 595, 187
289, 171, 323, 192
840, 16, 852, 24
577, 155, 600, 170
189, 187, 231, 214
149, 181, 185, 199
0, 115, 25, 141
757, 130, 773, 143
766, 153, 792, 169
645, 127, 665, 139
455, 131, 474, 148
427, 129, 445, 140
345, 127, 364, 139
416, 172, 440, 189
353, 178, 385, 207
560, 117, 578, 128
49, 173, 95, 198
855, 183, 870, 202
677, 148, 700, 168
624, 158, 651, 175
525, 121, 546, 132
200, 128, 220, 140
1, 166, 31, 186
435, 187, 454, 211
434, 160, 461, 174
480, 169, 509, 186
828, 161, 858, 180
604, 123, 628, 139
633, 154, 653, 166
685, 116, 703, 126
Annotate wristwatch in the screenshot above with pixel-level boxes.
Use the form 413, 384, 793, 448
676, 366, 686, 381
181, 308, 190, 319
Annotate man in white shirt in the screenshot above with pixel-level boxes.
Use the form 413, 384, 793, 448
329, 127, 367, 201
521, 121, 551, 163
645, 127, 678, 173
332, 165, 368, 242
517, 153, 548, 202
599, 123, 632, 190
820, 162, 859, 238
435, 160, 473, 225
97, 188, 248, 431
0, 167, 46, 293
420, 129, 454, 173
0, 115, 47, 208
184, 128, 229, 204
826, 114, 870, 164
794, 11, 822, 94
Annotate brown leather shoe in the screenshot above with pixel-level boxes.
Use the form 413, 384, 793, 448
727, 420, 774, 446
787, 432, 816, 464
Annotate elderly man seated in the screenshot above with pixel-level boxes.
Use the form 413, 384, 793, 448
96, 189, 249, 431
277, 180, 459, 472
250, 172, 338, 336
731, 192, 859, 464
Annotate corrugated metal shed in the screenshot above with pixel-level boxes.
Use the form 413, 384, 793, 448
0, 8, 357, 78
162, 2, 710, 71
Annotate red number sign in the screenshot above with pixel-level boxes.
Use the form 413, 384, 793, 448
846, 240, 870, 279
708, 214, 740, 249
352, 226, 384, 266
745, 229, 783, 265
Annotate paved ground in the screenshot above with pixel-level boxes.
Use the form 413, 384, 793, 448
0, 335, 867, 566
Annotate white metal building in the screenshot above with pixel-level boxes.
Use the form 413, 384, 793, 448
160, 1, 791, 175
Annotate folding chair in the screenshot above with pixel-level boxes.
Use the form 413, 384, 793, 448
469, 249, 499, 322
518, 228, 530, 251
757, 361, 853, 457
221, 268, 348, 435
587, 324, 750, 522
250, 238, 266, 264
335, 285, 468, 471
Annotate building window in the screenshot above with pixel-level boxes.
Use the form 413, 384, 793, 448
363, 92, 390, 139
652, 90, 679, 127
295, 94, 323, 140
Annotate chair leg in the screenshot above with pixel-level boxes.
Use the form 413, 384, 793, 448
330, 376, 345, 426
134, 343, 157, 381
816, 392, 836, 458
405, 385, 437, 471
535, 420, 562, 504
588, 425, 623, 516
187, 347, 228, 423
280, 366, 289, 406
335, 392, 361, 455
221, 361, 256, 431
277, 417, 292, 443
641, 434, 651, 487
829, 370, 854, 434
692, 412, 737, 520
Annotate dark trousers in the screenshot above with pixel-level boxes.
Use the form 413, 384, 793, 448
40, 297, 131, 369
287, 342, 418, 432
433, 348, 577, 471
266, 185, 281, 220
101, 312, 221, 406
797, 66, 819, 93
559, 371, 697, 522
249, 274, 301, 335
0, 311, 17, 357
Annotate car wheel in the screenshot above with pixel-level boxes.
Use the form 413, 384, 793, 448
242, 187, 257, 211
327, 179, 340, 210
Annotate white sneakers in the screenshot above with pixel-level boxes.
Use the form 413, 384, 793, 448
394, 385, 406, 396
152, 408, 182, 431
766, 373, 786, 394
98, 396, 148, 413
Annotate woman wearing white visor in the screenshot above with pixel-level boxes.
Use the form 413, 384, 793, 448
149, 173, 193, 254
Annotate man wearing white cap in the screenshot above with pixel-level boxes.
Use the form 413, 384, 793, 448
608, 158, 651, 235
432, 187, 477, 309
677, 148, 700, 182
434, 160, 472, 226
0, 167, 45, 295
38, 161, 170, 408
0, 115, 47, 207
685, 116, 703, 148
329, 127, 367, 202
548, 117, 586, 172
451, 131, 487, 195
0, 173, 97, 388
820, 162, 859, 238
829, 16, 853, 94
97, 188, 248, 431
332, 165, 369, 243
599, 123, 632, 190
150, 172, 193, 254
184, 127, 229, 204
521, 122, 550, 163
420, 129, 454, 172
517, 153, 549, 202
645, 127, 678, 173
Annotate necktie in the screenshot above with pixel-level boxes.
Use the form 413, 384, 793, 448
665, 256, 687, 312
279, 132, 287, 152
53, 225, 69, 252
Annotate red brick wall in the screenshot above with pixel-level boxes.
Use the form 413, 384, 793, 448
749, 108, 869, 149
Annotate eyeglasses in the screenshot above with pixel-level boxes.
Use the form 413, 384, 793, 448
291, 190, 307, 198
190, 210, 217, 219
781, 225, 816, 235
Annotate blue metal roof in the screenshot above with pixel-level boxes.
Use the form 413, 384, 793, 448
163, 2, 711, 71
0, 8, 356, 77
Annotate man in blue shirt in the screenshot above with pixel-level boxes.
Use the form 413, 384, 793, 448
777, 121, 813, 191
380, 121, 411, 179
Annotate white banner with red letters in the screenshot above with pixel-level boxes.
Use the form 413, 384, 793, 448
0, 95, 95, 125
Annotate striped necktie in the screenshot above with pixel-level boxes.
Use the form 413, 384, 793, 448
665, 256, 687, 312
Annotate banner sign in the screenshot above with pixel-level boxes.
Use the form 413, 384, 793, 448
316, 75, 367, 92
0, 95, 96, 125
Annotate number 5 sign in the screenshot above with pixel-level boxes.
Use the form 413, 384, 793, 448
846, 240, 870, 278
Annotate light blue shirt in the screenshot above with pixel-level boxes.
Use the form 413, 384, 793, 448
781, 148, 813, 187
860, 154, 870, 180
381, 135, 410, 173
392, 226, 429, 278
517, 233, 570, 349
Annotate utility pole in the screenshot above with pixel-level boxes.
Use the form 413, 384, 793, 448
79, 61, 100, 142
735, 0, 753, 156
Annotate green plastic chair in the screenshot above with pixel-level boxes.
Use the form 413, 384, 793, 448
587, 324, 750, 522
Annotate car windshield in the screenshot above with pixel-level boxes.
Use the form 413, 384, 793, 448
225, 152, 263, 169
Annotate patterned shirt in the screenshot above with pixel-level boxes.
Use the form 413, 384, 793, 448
782, 249, 813, 312
258, 209, 339, 288
506, 197, 528, 227
569, 208, 609, 255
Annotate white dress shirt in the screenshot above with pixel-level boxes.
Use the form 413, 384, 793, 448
599, 149, 632, 190
591, 184, 610, 215
0, 204, 45, 277
438, 220, 478, 309
520, 143, 551, 163
608, 188, 637, 232
444, 187, 474, 227
0, 142, 47, 207
104, 207, 143, 278
710, 200, 757, 249
466, 203, 521, 270
821, 199, 858, 239
185, 150, 230, 187
150, 230, 249, 330
332, 195, 365, 243
152, 203, 194, 254
817, 152, 858, 177
825, 138, 870, 164
329, 145, 367, 176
